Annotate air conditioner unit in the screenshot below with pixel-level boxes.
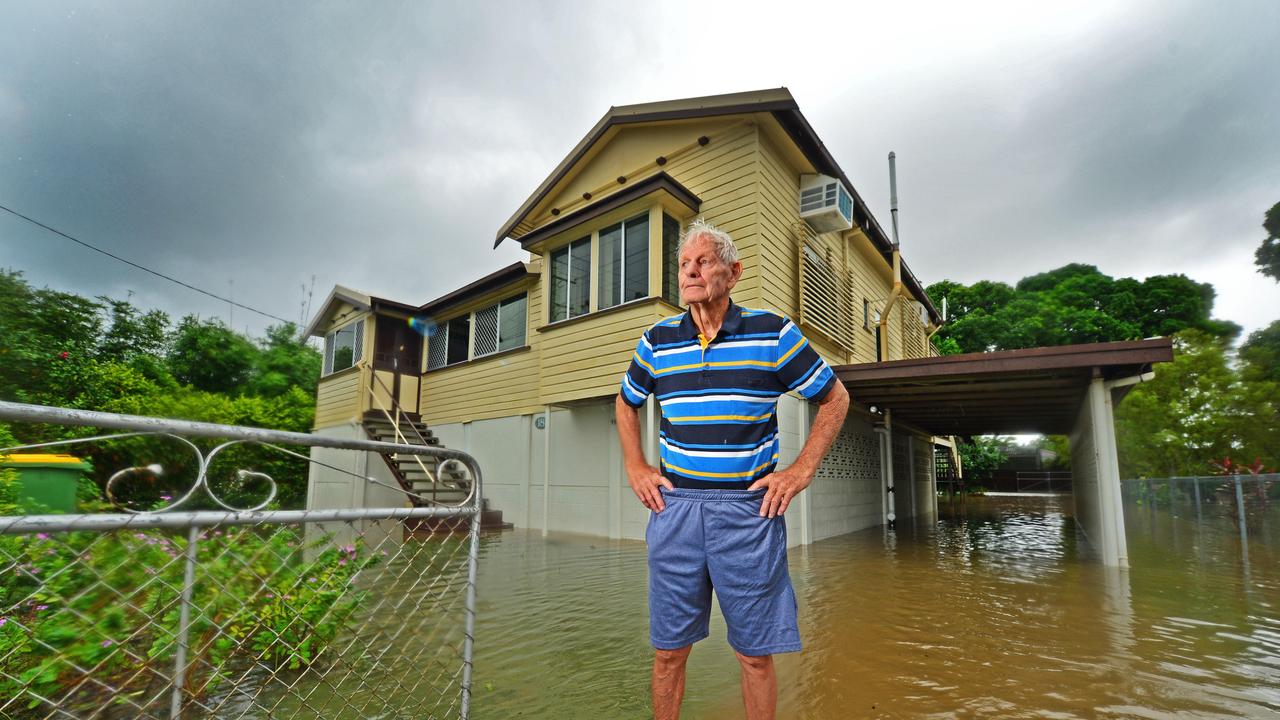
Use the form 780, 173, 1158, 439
799, 174, 854, 233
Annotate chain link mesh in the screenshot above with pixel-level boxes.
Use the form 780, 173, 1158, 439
0, 403, 482, 720
1, 511, 476, 719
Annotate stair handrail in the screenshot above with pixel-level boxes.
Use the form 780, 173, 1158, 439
365, 365, 468, 505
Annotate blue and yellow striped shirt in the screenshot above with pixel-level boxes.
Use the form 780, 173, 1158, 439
619, 301, 837, 489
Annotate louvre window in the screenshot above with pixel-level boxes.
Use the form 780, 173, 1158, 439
426, 324, 448, 370
426, 315, 471, 370
550, 237, 591, 322
662, 213, 681, 306
473, 304, 499, 357
473, 294, 527, 357
323, 320, 363, 376
798, 238, 857, 352
598, 213, 649, 310
427, 294, 527, 368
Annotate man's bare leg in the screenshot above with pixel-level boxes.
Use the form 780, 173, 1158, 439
652, 645, 693, 719
734, 651, 776, 720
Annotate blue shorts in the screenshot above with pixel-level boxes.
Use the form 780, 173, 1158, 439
646, 487, 801, 656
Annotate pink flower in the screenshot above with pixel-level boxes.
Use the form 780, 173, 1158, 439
101, 639, 113, 648
0, 617, 7, 627
36, 533, 49, 540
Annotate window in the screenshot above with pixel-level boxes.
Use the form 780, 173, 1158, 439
427, 294, 527, 369
473, 294, 528, 357
550, 237, 591, 322
426, 315, 471, 370
598, 213, 649, 310
323, 320, 363, 376
662, 213, 681, 306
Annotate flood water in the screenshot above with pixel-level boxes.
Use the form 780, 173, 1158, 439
471, 495, 1280, 718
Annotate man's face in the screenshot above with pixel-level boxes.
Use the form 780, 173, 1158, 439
678, 234, 742, 306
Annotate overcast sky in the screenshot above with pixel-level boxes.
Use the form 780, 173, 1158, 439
2, 0, 1277, 342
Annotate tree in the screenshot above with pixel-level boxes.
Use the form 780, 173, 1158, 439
1256, 201, 1280, 281
1240, 320, 1280, 383
167, 316, 257, 394
958, 436, 1009, 481
926, 264, 1238, 355
98, 298, 169, 363
247, 323, 323, 397
1114, 329, 1279, 477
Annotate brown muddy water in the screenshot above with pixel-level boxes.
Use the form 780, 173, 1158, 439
471, 495, 1279, 719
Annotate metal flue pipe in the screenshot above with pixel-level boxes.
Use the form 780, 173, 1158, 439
889, 151, 900, 248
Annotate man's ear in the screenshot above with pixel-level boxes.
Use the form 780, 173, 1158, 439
730, 261, 743, 282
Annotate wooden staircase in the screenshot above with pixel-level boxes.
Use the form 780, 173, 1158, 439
362, 411, 512, 533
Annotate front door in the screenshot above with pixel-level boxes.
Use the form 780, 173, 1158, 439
373, 314, 424, 413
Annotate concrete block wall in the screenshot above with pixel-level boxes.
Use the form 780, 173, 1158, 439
808, 410, 885, 542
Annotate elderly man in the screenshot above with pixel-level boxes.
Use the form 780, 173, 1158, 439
616, 218, 850, 719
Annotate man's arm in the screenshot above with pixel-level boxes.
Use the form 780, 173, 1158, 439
747, 381, 850, 518
616, 394, 674, 512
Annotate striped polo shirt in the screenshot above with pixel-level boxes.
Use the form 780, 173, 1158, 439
619, 301, 837, 489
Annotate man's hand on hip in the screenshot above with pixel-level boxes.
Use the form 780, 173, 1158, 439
748, 467, 813, 518
627, 462, 673, 512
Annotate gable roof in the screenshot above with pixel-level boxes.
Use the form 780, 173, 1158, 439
302, 284, 372, 338
494, 87, 942, 324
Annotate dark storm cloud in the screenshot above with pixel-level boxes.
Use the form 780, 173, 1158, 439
0, 2, 642, 333
1, 1, 1276, 339
812, 0, 1280, 325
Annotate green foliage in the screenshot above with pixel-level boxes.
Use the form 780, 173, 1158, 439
926, 264, 1239, 354
1035, 435, 1072, 471
1255, 201, 1280, 281
959, 436, 1009, 481
1239, 320, 1280, 383
248, 323, 322, 397
0, 527, 378, 711
1115, 330, 1280, 477
0, 271, 321, 509
167, 315, 258, 394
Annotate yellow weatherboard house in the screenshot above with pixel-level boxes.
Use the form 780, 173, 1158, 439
304, 88, 944, 544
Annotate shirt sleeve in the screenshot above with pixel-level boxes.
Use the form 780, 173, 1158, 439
619, 329, 657, 408
775, 318, 837, 401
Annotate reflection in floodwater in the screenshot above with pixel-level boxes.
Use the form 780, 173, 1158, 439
463, 494, 1279, 719
239, 495, 1275, 717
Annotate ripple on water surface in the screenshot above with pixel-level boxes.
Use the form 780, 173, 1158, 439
468, 495, 1278, 719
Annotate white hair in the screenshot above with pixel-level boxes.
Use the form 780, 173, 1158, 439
678, 218, 739, 266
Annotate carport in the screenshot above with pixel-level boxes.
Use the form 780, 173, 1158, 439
833, 338, 1174, 567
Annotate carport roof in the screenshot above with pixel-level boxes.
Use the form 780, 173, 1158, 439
833, 338, 1174, 437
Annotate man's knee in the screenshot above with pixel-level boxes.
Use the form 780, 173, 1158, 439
654, 645, 692, 672
734, 651, 773, 675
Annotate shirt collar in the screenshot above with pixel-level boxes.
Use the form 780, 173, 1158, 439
678, 298, 743, 341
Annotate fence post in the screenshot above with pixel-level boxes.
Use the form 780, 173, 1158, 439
1193, 477, 1202, 522
1234, 476, 1248, 549
170, 524, 201, 719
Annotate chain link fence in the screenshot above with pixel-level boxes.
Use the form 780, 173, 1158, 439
0, 401, 483, 719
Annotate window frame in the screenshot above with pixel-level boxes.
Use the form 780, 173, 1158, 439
472, 293, 528, 358
426, 292, 529, 371
322, 319, 364, 377
596, 212, 650, 311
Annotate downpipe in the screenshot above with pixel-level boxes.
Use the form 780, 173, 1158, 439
873, 413, 896, 530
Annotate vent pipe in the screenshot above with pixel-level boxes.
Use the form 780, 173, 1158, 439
878, 152, 905, 362
888, 151, 900, 248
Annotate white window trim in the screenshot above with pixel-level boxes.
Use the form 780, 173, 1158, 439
427, 293, 529, 369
